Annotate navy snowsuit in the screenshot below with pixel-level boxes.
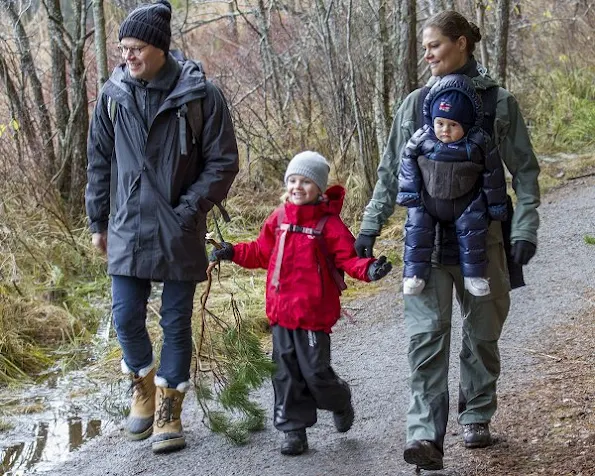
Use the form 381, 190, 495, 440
396, 75, 507, 280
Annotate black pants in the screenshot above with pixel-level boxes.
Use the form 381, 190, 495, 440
272, 325, 351, 432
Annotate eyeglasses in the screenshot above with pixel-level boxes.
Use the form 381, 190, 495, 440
117, 44, 149, 57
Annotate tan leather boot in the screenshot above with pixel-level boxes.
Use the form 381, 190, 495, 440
125, 365, 156, 441
151, 379, 190, 454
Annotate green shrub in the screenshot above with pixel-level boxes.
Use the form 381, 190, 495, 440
521, 66, 595, 153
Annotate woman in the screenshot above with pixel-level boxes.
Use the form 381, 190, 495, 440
355, 10, 540, 471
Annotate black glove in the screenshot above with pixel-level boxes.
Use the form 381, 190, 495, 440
209, 242, 234, 262
511, 240, 536, 265
355, 233, 377, 258
367, 256, 392, 281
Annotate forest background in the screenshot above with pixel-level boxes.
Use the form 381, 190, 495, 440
0, 0, 594, 442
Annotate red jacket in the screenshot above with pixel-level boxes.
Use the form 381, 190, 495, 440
232, 185, 375, 333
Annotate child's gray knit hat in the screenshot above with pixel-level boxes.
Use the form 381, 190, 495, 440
284, 151, 330, 193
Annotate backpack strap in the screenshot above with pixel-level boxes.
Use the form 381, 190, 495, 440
186, 100, 203, 146
107, 96, 117, 124
418, 86, 431, 128
478, 86, 499, 137
105, 95, 118, 217
271, 207, 287, 289
183, 97, 230, 222
314, 215, 347, 292
271, 209, 347, 292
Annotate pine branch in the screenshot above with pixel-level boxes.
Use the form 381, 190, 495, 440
191, 257, 274, 445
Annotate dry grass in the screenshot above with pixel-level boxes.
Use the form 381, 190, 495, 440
456, 291, 595, 476
0, 295, 58, 383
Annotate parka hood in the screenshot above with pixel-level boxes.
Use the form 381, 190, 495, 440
323, 184, 346, 214
423, 74, 483, 130
102, 52, 207, 111
425, 57, 500, 91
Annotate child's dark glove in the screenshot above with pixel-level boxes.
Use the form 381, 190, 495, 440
367, 256, 392, 281
209, 242, 234, 262
511, 240, 536, 265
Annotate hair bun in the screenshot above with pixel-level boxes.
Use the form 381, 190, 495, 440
468, 21, 482, 42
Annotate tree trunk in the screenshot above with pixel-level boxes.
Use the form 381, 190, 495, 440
313, 0, 348, 157
0, 53, 39, 153
66, 0, 90, 217
346, 0, 374, 195
494, 0, 510, 86
475, 0, 489, 68
372, 0, 390, 158
400, 0, 417, 101
2, 1, 57, 177
46, 0, 70, 191
227, 1, 239, 44
424, 0, 443, 16
92, 0, 109, 89
255, 0, 286, 126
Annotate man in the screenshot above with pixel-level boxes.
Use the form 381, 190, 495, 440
85, 0, 239, 454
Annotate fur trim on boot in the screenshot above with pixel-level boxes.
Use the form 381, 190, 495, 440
122, 360, 156, 441
151, 377, 190, 454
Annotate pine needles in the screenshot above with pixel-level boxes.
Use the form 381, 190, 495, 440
192, 256, 274, 445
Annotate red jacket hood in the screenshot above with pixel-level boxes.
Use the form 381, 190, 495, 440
283, 185, 345, 224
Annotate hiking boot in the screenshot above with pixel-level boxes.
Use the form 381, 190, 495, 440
280, 429, 308, 456
463, 423, 492, 448
151, 378, 190, 454
403, 276, 426, 295
403, 440, 444, 471
123, 361, 156, 441
333, 401, 355, 433
464, 277, 491, 297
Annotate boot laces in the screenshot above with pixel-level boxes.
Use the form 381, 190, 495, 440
129, 375, 152, 404
464, 423, 489, 436
155, 393, 181, 428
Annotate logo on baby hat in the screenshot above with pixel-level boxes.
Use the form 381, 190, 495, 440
439, 100, 451, 112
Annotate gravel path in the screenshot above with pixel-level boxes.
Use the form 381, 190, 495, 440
38, 177, 595, 476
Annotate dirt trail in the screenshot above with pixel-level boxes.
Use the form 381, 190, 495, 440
39, 177, 595, 476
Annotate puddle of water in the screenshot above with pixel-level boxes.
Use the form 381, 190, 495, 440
0, 417, 109, 475
94, 311, 112, 347
0, 296, 165, 474
0, 316, 124, 476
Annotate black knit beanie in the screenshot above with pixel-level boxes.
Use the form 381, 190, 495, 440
119, 0, 172, 53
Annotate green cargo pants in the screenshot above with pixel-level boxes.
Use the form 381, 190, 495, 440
404, 236, 511, 451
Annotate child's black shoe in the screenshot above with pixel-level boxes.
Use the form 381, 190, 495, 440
333, 400, 355, 432
280, 429, 308, 455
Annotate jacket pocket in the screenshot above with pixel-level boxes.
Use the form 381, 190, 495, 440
173, 203, 198, 232
112, 173, 141, 226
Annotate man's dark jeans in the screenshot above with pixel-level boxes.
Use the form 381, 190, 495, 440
111, 275, 196, 386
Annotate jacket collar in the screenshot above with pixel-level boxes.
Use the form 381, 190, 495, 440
103, 53, 206, 111
282, 185, 345, 224
122, 54, 181, 92
425, 56, 499, 91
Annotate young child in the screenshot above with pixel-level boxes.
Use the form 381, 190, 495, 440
209, 151, 392, 455
396, 74, 507, 297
